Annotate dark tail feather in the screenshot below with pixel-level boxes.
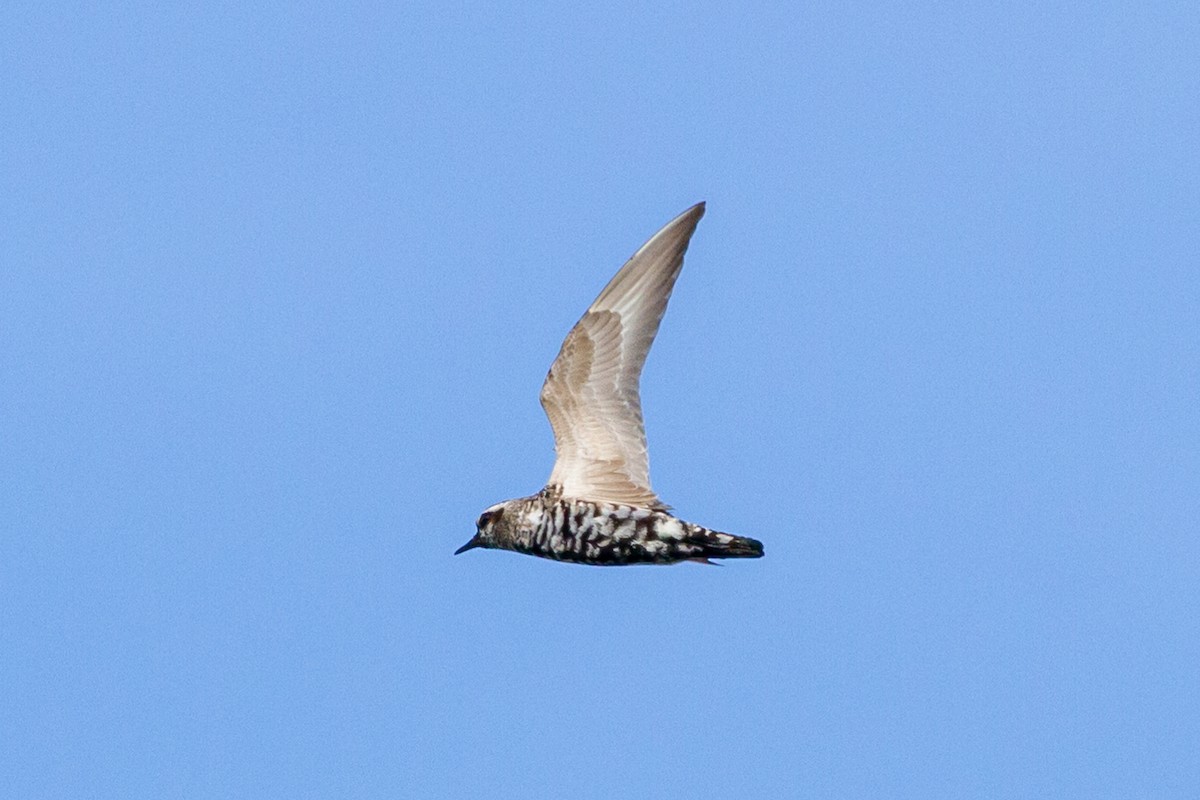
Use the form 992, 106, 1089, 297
690, 528, 764, 560
721, 535, 765, 558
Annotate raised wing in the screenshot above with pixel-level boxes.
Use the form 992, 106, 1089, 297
539, 203, 706, 508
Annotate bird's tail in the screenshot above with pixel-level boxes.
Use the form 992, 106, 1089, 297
686, 525, 764, 560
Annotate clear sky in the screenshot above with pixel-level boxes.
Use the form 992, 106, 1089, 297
3, 2, 1198, 798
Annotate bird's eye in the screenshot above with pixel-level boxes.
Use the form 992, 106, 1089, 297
477, 512, 492, 528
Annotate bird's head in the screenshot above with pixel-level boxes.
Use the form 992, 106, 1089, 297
454, 503, 509, 555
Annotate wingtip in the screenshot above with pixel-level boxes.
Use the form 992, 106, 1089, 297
660, 201, 705, 236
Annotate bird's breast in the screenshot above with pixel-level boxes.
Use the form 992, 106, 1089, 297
508, 499, 690, 565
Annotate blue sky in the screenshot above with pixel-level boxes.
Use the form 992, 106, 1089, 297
3, 2, 1198, 798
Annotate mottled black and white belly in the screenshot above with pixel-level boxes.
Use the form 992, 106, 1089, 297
512, 499, 762, 566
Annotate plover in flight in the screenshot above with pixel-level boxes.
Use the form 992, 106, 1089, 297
456, 203, 763, 565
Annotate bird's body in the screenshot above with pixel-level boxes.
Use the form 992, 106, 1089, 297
457, 202, 763, 566
474, 487, 761, 566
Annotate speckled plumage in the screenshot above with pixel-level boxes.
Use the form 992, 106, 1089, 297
467, 486, 762, 566
456, 203, 763, 566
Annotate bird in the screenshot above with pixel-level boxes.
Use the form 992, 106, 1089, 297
455, 202, 764, 566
